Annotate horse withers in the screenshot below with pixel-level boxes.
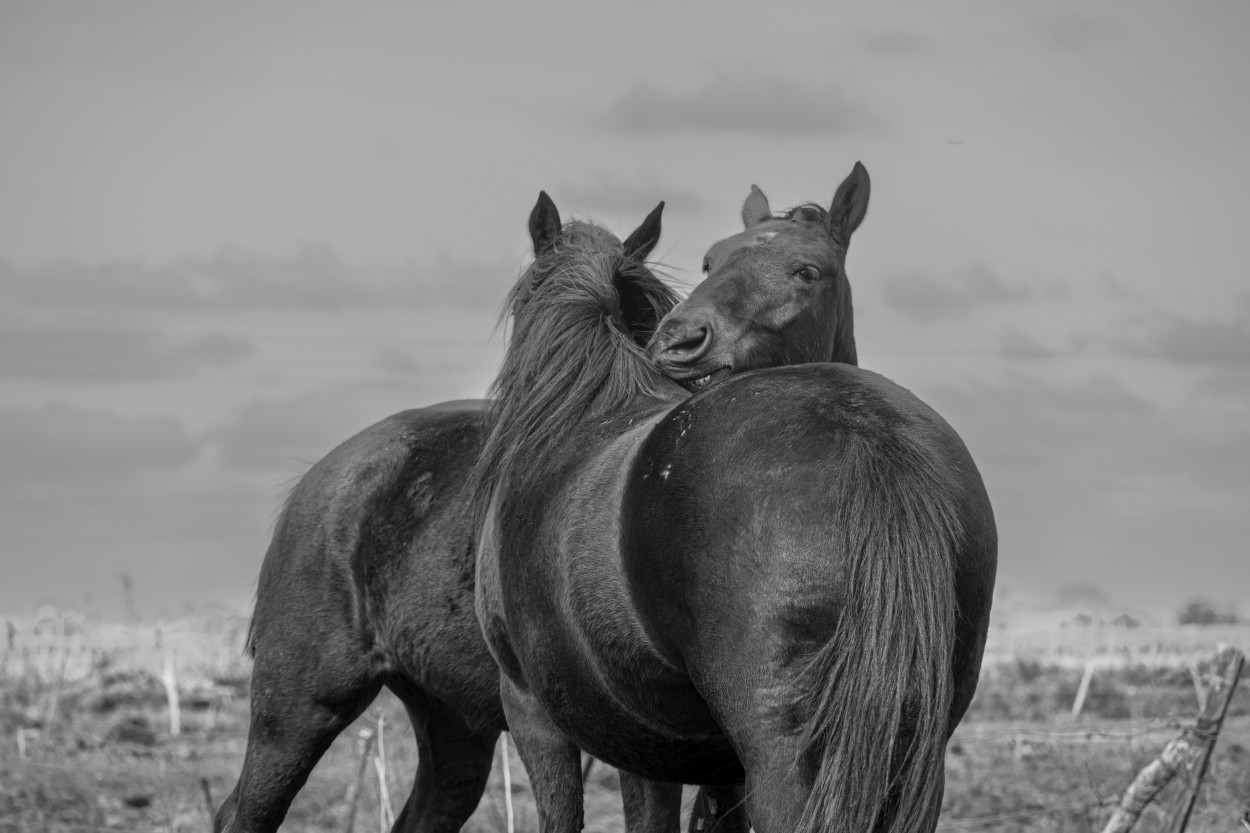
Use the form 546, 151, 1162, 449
475, 166, 996, 833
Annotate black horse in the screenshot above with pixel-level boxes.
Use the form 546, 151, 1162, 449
214, 199, 667, 833
474, 171, 996, 833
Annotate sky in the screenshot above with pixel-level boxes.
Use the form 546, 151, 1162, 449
2, 1, 1248, 623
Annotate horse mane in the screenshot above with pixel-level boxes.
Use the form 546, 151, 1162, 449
472, 222, 680, 513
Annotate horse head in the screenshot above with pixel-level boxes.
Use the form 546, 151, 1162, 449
474, 193, 681, 511
648, 162, 870, 388
515, 191, 670, 347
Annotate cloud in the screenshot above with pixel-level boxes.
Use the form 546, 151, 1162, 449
0, 247, 516, 314
375, 347, 427, 377
560, 171, 704, 218
998, 327, 1060, 361
0, 323, 248, 381
930, 374, 1156, 472
928, 370, 1250, 503
595, 75, 886, 137
1032, 12, 1118, 52
918, 372, 1249, 608
1126, 308, 1250, 369
880, 263, 1050, 322
210, 381, 449, 473
854, 27, 933, 57
0, 403, 202, 487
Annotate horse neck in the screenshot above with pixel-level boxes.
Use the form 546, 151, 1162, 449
475, 320, 685, 514
829, 277, 858, 366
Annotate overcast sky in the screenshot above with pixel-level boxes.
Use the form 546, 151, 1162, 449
2, 1, 1248, 622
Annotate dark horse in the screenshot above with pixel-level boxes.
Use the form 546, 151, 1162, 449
474, 172, 996, 833
213, 197, 671, 833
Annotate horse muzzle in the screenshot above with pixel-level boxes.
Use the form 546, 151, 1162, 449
648, 316, 731, 390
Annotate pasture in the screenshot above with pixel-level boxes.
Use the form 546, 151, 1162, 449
1, 611, 1246, 832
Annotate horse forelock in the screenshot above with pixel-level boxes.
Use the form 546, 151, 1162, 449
783, 203, 828, 225
472, 222, 680, 516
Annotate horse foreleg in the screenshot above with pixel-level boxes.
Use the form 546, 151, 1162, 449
619, 772, 682, 833
390, 693, 500, 833
499, 677, 583, 833
687, 785, 750, 833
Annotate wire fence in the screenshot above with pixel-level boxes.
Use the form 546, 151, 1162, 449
2, 617, 1247, 833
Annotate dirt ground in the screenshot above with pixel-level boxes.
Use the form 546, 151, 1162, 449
2, 639, 1248, 832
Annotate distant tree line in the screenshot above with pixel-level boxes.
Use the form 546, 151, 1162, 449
1176, 598, 1242, 626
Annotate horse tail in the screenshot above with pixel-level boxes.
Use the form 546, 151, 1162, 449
793, 440, 961, 833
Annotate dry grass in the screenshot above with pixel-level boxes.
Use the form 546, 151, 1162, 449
1, 613, 1248, 832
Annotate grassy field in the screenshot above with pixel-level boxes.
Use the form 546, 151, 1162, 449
2, 614, 1247, 832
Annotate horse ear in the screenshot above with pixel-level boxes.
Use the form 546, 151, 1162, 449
827, 162, 870, 245
741, 184, 771, 227
529, 191, 562, 254
622, 201, 664, 262
614, 266, 669, 346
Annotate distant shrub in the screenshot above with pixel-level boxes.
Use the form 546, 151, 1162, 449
1176, 599, 1241, 626
1013, 657, 1044, 683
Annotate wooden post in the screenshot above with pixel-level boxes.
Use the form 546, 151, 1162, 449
200, 777, 216, 822
1071, 658, 1097, 719
1168, 648, 1244, 833
500, 734, 515, 833
376, 712, 394, 833
162, 649, 181, 738
345, 728, 377, 833
1187, 660, 1207, 712
1100, 648, 1243, 833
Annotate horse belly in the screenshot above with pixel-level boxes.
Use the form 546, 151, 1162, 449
532, 656, 744, 785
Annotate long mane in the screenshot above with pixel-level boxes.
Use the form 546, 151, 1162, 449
472, 222, 680, 511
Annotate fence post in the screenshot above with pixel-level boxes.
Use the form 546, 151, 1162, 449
163, 648, 181, 737
1167, 648, 1244, 833
501, 734, 515, 833
345, 728, 377, 833
376, 711, 394, 832
1099, 648, 1244, 833
1071, 658, 1097, 719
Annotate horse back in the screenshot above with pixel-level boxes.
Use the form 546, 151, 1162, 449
248, 406, 488, 664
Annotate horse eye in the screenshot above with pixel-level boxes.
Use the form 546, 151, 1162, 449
797, 265, 820, 283
701, 258, 711, 273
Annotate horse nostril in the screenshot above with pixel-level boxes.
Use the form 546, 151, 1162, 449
660, 326, 712, 363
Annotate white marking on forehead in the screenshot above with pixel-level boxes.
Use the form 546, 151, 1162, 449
754, 231, 778, 244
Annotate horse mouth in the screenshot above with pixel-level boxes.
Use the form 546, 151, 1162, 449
682, 367, 731, 391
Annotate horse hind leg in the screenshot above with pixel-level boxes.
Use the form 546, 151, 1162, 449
389, 691, 500, 833
214, 638, 381, 833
